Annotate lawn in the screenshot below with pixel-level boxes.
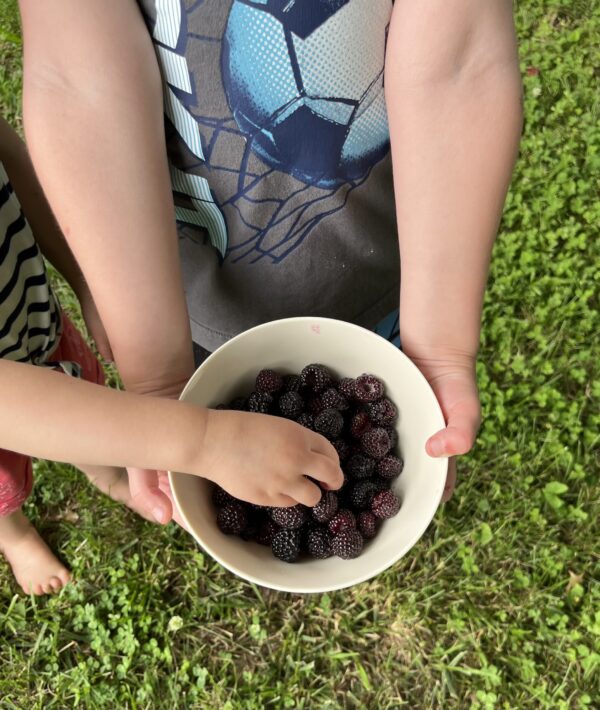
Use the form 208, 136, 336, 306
0, 1, 598, 708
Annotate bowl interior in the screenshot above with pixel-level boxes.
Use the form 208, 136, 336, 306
170, 317, 447, 593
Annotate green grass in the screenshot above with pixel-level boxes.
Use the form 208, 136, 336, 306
1, 1, 599, 708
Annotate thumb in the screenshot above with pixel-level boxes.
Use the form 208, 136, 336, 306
426, 406, 481, 458
128, 467, 173, 524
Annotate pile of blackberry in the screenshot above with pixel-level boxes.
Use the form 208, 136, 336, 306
212, 364, 403, 563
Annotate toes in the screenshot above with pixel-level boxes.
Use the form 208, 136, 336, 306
21, 574, 69, 595
49, 576, 63, 592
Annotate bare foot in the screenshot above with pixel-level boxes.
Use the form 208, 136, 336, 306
77, 464, 156, 522
0, 509, 70, 595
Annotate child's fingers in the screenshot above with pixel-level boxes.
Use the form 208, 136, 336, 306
306, 452, 344, 490
308, 432, 341, 462
128, 467, 173, 524
442, 458, 457, 502
270, 493, 300, 508
288, 478, 323, 507
156, 471, 190, 531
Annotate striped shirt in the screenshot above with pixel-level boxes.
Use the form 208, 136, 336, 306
0, 161, 62, 366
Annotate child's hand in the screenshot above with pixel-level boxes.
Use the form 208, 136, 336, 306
406, 348, 481, 501
200, 410, 344, 507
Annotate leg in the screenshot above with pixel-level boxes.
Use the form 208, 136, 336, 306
0, 449, 70, 595
0, 508, 70, 595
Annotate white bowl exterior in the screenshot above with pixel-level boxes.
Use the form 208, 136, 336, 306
169, 317, 447, 593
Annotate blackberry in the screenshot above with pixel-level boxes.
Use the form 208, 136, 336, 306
216, 502, 248, 535
229, 397, 248, 411
312, 490, 339, 523
315, 408, 344, 440
240, 509, 263, 541
361, 427, 392, 460
270, 504, 308, 529
212, 485, 236, 507
348, 443, 364, 458
255, 518, 280, 546
215, 403, 228, 410
296, 412, 315, 431
348, 479, 385, 510
345, 453, 376, 480
338, 377, 356, 399
385, 426, 399, 450
278, 391, 304, 419
282, 373, 302, 393
331, 529, 364, 559
349, 411, 372, 439
255, 369, 283, 394
357, 511, 378, 539
372, 490, 401, 519
332, 438, 351, 461
306, 527, 333, 559
320, 387, 349, 412
328, 509, 356, 535
306, 395, 325, 416
247, 391, 273, 414
377, 455, 404, 480
354, 374, 385, 403
300, 363, 332, 393
367, 398, 397, 425
271, 528, 301, 562
249, 501, 267, 510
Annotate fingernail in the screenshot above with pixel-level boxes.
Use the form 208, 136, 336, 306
153, 506, 167, 524
428, 439, 445, 457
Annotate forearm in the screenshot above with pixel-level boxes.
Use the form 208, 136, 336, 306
19, 0, 193, 394
0, 116, 85, 293
0, 360, 206, 473
385, 1, 522, 360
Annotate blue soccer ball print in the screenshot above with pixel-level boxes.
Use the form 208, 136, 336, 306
222, 0, 392, 190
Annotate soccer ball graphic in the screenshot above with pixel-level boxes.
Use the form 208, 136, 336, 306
222, 0, 392, 190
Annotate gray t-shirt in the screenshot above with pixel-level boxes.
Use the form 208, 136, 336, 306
138, 0, 399, 351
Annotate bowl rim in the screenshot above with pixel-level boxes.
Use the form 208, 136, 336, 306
169, 316, 448, 593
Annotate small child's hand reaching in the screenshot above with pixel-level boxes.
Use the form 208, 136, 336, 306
200, 410, 344, 507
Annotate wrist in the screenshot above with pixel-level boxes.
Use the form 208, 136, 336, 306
401, 340, 477, 382
156, 399, 210, 476
399, 301, 481, 367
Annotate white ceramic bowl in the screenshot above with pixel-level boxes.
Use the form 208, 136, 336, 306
169, 317, 447, 593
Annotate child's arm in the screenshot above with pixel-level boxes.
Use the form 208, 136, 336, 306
385, 1, 522, 493
0, 359, 341, 507
18, 0, 193, 395
0, 116, 83, 291
0, 116, 112, 359
18, 0, 196, 520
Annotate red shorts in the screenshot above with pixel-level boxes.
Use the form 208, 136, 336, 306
0, 313, 105, 516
